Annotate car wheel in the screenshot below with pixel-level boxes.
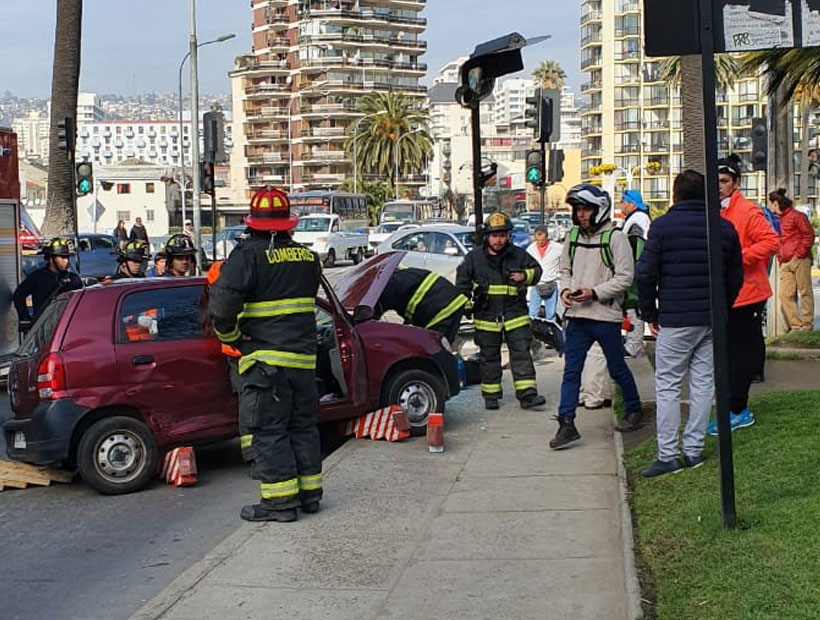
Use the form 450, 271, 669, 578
352, 248, 364, 265
383, 369, 446, 436
77, 416, 159, 495
324, 249, 336, 268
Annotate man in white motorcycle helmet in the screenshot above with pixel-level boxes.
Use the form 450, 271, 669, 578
550, 184, 643, 450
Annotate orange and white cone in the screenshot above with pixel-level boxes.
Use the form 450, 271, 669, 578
161, 447, 198, 486
343, 406, 411, 442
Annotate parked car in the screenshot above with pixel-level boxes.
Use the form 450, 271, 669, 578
293, 214, 369, 267
510, 219, 533, 249
4, 252, 459, 495
375, 224, 475, 282
22, 233, 120, 280
367, 221, 419, 254
200, 225, 246, 262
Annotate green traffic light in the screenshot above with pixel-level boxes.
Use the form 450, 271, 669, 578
78, 179, 91, 194
527, 168, 540, 182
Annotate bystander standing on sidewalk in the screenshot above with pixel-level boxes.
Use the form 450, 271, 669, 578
550, 184, 642, 450
706, 154, 779, 435
636, 171, 743, 478
619, 190, 651, 357
526, 225, 562, 321
129, 216, 149, 243
113, 219, 129, 244
768, 188, 815, 332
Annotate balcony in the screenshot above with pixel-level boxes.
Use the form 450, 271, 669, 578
249, 174, 286, 187
301, 150, 348, 162
320, 80, 427, 95
614, 50, 641, 62
614, 98, 639, 108
614, 27, 640, 38
644, 97, 670, 107
618, 144, 642, 153
248, 128, 287, 142
299, 33, 427, 50
581, 126, 603, 136
301, 103, 360, 116
580, 55, 602, 70
582, 148, 603, 158
614, 121, 641, 131
580, 33, 602, 47
302, 172, 347, 183
644, 120, 670, 130
616, 1, 641, 13
644, 143, 670, 153
614, 74, 640, 85
301, 127, 347, 139
581, 80, 602, 93
303, 7, 427, 28
301, 56, 426, 73
645, 190, 670, 200
580, 10, 602, 24
247, 152, 286, 165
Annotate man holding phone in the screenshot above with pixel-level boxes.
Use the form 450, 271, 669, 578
550, 185, 643, 450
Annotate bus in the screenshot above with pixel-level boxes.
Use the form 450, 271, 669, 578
379, 200, 438, 225
289, 191, 369, 230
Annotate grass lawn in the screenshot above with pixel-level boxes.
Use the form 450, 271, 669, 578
767, 330, 820, 348
625, 391, 820, 620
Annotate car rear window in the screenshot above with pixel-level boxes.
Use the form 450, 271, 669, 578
17, 299, 68, 357
118, 285, 207, 343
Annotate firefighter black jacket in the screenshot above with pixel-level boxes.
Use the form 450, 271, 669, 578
208, 232, 321, 374
375, 267, 465, 328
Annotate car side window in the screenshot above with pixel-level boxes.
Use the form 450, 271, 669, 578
392, 232, 431, 253
78, 238, 91, 252
331, 220, 340, 233
93, 236, 116, 250
119, 285, 206, 343
429, 232, 461, 256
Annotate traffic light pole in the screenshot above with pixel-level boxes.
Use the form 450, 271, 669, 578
539, 142, 547, 226
471, 105, 484, 236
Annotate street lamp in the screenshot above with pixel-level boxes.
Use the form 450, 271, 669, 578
394, 128, 425, 200
177, 32, 235, 230
351, 111, 386, 194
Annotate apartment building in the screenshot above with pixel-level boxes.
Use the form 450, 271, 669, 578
11, 112, 49, 161
579, 0, 768, 210
75, 120, 195, 168
229, 0, 428, 200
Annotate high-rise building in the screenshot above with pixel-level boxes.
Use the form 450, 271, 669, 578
433, 57, 468, 85
493, 79, 534, 127
579, 0, 767, 209
11, 112, 49, 161
76, 120, 194, 168
229, 0, 428, 200
77, 93, 105, 123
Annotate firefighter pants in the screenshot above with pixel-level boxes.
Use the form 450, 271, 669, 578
427, 309, 464, 348
238, 363, 323, 509
475, 323, 537, 401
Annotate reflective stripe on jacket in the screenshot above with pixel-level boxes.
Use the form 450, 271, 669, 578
376, 267, 468, 329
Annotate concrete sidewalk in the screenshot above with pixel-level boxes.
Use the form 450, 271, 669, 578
131, 358, 638, 620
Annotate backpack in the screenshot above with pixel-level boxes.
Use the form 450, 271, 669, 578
568, 225, 644, 309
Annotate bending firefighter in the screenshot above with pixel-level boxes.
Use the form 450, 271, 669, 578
209, 187, 323, 523
374, 266, 468, 345
456, 211, 546, 410
13, 237, 82, 332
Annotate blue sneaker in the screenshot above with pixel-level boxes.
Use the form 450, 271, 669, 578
683, 454, 705, 469
640, 458, 683, 478
706, 417, 718, 436
730, 409, 756, 430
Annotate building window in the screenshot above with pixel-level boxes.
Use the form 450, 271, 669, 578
116, 210, 131, 222
117, 183, 131, 194
146, 209, 155, 222
146, 182, 155, 193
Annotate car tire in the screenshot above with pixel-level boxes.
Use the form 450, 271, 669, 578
77, 416, 159, 495
324, 249, 336, 268
382, 369, 446, 436
352, 248, 364, 265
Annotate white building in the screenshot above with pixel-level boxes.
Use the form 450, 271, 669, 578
493, 78, 536, 127
75, 120, 193, 169
76, 164, 172, 235
77, 93, 105, 123
558, 87, 583, 151
11, 112, 49, 161
433, 57, 469, 85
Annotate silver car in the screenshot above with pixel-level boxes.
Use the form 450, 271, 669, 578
375, 223, 476, 282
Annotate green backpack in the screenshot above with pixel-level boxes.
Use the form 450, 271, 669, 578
568, 225, 644, 309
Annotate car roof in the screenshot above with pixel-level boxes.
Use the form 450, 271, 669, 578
399, 223, 472, 233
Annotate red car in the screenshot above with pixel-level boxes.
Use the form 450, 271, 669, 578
4, 252, 459, 494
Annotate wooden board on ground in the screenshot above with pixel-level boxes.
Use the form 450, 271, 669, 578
0, 459, 75, 491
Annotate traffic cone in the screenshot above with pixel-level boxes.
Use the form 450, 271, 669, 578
161, 447, 198, 487
427, 413, 444, 453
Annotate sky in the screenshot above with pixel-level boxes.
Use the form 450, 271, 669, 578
1, 1, 582, 98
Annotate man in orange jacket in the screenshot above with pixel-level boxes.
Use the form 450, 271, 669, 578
707, 154, 779, 435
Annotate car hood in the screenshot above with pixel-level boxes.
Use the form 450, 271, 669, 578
334, 251, 405, 312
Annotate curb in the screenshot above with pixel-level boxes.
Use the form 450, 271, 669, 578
766, 346, 820, 360
129, 437, 362, 620
613, 425, 644, 620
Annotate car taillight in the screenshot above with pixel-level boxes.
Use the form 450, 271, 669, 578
37, 353, 66, 400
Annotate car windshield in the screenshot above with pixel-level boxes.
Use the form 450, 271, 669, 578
17, 298, 68, 358
513, 222, 529, 233
295, 217, 331, 232
216, 228, 243, 243
454, 231, 476, 250
377, 223, 402, 233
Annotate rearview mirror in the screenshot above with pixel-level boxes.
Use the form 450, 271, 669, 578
352, 304, 374, 324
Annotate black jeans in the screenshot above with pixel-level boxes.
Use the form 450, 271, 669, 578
727, 302, 766, 413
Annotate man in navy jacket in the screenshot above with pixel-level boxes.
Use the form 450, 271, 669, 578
636, 170, 743, 478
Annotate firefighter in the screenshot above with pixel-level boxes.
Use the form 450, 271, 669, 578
209, 187, 323, 523
162, 234, 197, 277
13, 237, 82, 331
456, 212, 546, 410
374, 266, 468, 345
111, 240, 149, 280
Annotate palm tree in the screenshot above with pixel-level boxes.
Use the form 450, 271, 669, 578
345, 92, 432, 187
532, 60, 566, 91
43, 0, 83, 236
661, 54, 738, 172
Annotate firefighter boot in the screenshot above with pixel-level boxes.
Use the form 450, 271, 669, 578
301, 499, 321, 514
484, 398, 500, 410
240, 503, 299, 523
520, 394, 546, 410
549, 415, 581, 450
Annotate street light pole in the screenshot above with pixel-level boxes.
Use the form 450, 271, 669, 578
189, 0, 203, 271
177, 33, 235, 232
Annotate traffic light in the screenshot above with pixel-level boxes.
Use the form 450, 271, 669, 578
525, 89, 553, 144
76, 161, 93, 196
526, 149, 544, 186
201, 161, 215, 194
479, 162, 498, 188
56, 116, 75, 155
548, 149, 565, 183
751, 117, 767, 171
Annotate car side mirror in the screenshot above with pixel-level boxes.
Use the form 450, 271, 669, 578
352, 304, 374, 324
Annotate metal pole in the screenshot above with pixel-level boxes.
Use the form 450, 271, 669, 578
698, 0, 736, 529
470, 104, 483, 235
92, 177, 98, 234
178, 52, 189, 230
539, 142, 547, 225
189, 0, 202, 273
395, 135, 400, 200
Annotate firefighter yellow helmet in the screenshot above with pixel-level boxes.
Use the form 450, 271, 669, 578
483, 211, 512, 234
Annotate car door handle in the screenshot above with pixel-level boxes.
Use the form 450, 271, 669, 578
132, 355, 155, 366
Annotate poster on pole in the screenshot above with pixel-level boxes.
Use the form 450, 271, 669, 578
722, 1, 794, 50
803, 0, 820, 45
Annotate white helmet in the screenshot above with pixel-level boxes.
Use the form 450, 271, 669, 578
566, 183, 611, 230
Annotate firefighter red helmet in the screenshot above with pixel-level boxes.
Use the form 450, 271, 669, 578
245, 187, 298, 231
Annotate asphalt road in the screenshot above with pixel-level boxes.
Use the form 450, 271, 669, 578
0, 261, 356, 620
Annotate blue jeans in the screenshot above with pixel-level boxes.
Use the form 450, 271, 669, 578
528, 286, 558, 321
559, 318, 641, 418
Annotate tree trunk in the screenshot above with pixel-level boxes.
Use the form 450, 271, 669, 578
799, 91, 812, 206
680, 55, 705, 173
770, 82, 793, 196
42, 0, 83, 237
